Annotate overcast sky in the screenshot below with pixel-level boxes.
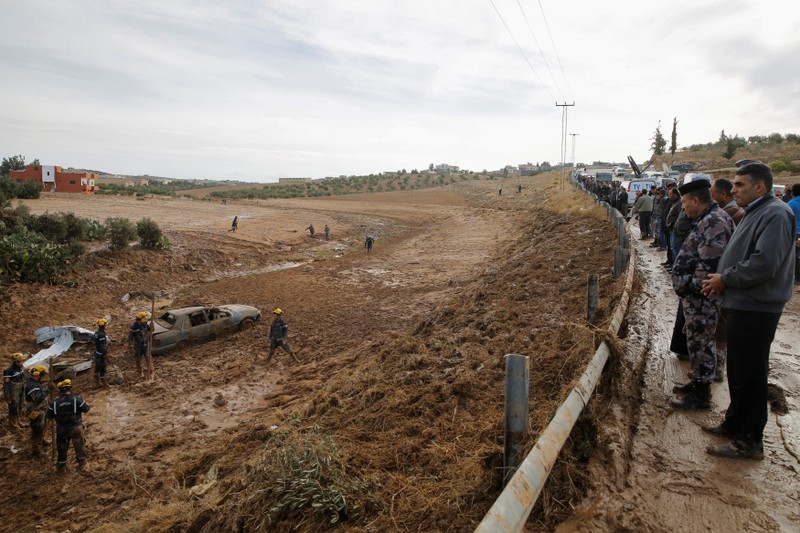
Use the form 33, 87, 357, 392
1, 0, 798, 182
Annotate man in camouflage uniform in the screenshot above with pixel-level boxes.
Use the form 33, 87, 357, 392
670, 179, 734, 409
128, 312, 151, 378
24, 365, 51, 457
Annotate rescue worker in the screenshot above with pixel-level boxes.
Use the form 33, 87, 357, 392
128, 311, 151, 378
46, 379, 90, 472
24, 365, 51, 457
670, 179, 734, 409
3, 352, 27, 429
93, 319, 109, 387
267, 308, 298, 364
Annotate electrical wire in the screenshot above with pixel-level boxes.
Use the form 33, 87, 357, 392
536, 0, 574, 103
489, 0, 557, 103
515, 0, 565, 102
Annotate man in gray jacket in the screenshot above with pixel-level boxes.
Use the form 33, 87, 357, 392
701, 162, 796, 460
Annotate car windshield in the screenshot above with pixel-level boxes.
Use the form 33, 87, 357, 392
157, 312, 178, 327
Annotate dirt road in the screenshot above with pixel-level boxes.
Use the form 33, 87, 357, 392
559, 221, 800, 532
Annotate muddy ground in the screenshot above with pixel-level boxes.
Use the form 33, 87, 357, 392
3, 176, 795, 532
558, 221, 800, 532
1, 175, 624, 532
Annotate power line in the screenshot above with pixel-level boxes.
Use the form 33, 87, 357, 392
515, 0, 565, 102
489, 0, 557, 103
536, 0, 574, 103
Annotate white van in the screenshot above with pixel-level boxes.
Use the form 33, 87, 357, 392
619, 179, 656, 205
681, 173, 712, 185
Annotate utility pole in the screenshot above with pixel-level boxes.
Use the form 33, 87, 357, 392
556, 102, 575, 190
570, 133, 580, 168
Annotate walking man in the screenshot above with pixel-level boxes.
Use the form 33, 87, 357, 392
701, 162, 796, 459
93, 319, 109, 388
46, 379, 90, 472
365, 236, 374, 253
670, 180, 734, 409
3, 352, 26, 429
128, 312, 150, 378
24, 365, 51, 457
306, 224, 315, 238
324, 224, 330, 241
230, 216, 238, 232
267, 308, 298, 364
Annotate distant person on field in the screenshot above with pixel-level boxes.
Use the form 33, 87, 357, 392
230, 216, 238, 232
669, 179, 733, 409
306, 224, 315, 238
787, 183, 800, 285
365, 236, 374, 253
266, 308, 298, 364
701, 162, 796, 460
324, 224, 330, 241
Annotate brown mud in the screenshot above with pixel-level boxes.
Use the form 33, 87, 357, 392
1, 176, 626, 532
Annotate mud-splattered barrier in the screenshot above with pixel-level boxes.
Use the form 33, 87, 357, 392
476, 186, 636, 533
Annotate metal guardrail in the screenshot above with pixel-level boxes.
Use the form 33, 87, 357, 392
475, 186, 636, 532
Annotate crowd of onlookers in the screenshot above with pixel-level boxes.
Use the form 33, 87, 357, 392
578, 163, 800, 461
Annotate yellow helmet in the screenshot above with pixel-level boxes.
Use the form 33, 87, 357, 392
57, 379, 72, 390
97, 318, 108, 327
273, 308, 283, 315
31, 365, 48, 378
10, 352, 25, 362
136, 312, 148, 320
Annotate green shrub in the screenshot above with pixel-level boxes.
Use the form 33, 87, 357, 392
85, 220, 106, 241
136, 217, 166, 249
105, 216, 137, 251
0, 227, 72, 283
769, 160, 788, 173
15, 180, 42, 199
29, 212, 69, 243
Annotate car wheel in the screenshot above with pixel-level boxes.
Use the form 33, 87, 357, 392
239, 318, 255, 331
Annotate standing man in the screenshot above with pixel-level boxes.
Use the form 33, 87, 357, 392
24, 365, 51, 458
711, 178, 745, 225
128, 312, 150, 378
3, 352, 26, 429
702, 162, 796, 459
324, 224, 330, 241
618, 186, 629, 218
267, 308, 298, 364
670, 180, 734, 409
46, 379, 90, 473
365, 236, 374, 253
788, 183, 800, 285
631, 190, 654, 238
305, 224, 315, 238
93, 319, 109, 388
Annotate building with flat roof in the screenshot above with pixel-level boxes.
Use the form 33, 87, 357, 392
8, 164, 98, 194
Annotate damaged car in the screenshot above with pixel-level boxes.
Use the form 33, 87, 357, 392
151, 304, 261, 354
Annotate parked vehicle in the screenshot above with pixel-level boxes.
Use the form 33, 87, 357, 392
671, 163, 694, 173
681, 173, 712, 185
619, 179, 656, 205
151, 304, 261, 354
613, 167, 627, 177
654, 177, 677, 188
595, 171, 614, 183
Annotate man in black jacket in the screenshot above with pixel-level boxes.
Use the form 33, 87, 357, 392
46, 379, 90, 472
24, 365, 51, 457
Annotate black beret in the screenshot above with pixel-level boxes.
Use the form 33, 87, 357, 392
678, 179, 711, 196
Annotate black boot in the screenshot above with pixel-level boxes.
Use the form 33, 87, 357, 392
671, 382, 710, 409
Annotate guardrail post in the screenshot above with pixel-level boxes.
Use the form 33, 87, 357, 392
504, 354, 529, 486
614, 246, 624, 278
587, 274, 599, 321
